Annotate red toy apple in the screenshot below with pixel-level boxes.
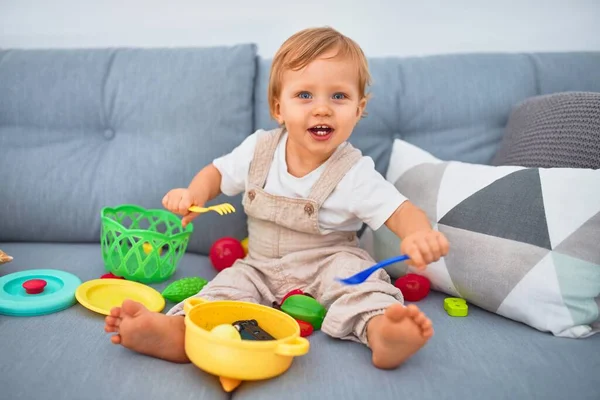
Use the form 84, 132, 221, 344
209, 237, 245, 272
394, 274, 431, 302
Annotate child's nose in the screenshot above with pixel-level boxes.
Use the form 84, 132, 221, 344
312, 101, 332, 117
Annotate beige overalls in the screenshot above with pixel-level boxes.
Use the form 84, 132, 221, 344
168, 128, 404, 345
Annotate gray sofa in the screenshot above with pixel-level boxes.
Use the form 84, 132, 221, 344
1, 45, 599, 400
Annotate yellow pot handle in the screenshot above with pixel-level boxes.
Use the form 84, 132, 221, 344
275, 337, 310, 357
183, 297, 206, 314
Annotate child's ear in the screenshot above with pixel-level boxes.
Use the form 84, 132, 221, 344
273, 101, 284, 125
357, 97, 367, 119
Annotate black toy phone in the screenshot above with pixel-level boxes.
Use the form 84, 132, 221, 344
232, 319, 275, 341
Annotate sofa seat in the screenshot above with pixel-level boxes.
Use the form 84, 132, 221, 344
1, 242, 598, 400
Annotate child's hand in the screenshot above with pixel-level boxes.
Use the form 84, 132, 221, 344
400, 229, 449, 270
162, 188, 203, 227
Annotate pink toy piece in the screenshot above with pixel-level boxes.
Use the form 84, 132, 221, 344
23, 279, 47, 295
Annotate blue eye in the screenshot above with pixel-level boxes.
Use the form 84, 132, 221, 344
298, 92, 312, 99
333, 93, 346, 100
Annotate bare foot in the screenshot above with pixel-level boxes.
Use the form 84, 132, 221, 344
104, 299, 190, 363
367, 304, 433, 369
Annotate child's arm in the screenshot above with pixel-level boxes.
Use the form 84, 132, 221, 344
344, 155, 449, 269
384, 201, 449, 270
187, 163, 223, 206
162, 163, 223, 227
163, 130, 261, 227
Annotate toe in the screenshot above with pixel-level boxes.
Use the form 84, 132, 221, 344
122, 299, 147, 317
110, 307, 122, 317
111, 334, 122, 344
384, 303, 408, 322
413, 313, 427, 325
420, 319, 433, 334
105, 324, 118, 333
422, 327, 434, 338
405, 304, 421, 318
105, 316, 120, 327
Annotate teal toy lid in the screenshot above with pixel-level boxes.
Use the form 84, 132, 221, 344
0, 269, 82, 316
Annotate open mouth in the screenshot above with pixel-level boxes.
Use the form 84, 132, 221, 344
307, 125, 334, 141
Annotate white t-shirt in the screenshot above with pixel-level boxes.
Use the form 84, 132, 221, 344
212, 129, 407, 233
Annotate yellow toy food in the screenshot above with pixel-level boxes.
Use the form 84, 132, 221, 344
142, 242, 162, 255
211, 324, 242, 340
240, 237, 249, 255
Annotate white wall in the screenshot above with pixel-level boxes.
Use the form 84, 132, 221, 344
1, 0, 599, 58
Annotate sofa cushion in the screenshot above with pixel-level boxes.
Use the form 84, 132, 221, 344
231, 290, 600, 400
255, 52, 600, 179
493, 91, 600, 169
371, 139, 600, 338
0, 45, 258, 254
532, 52, 600, 94
255, 54, 535, 176
0, 242, 225, 400
4, 242, 598, 400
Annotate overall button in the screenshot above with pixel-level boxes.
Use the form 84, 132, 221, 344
103, 128, 115, 140
304, 203, 314, 216
247, 190, 256, 200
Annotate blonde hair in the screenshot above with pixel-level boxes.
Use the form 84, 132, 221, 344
268, 26, 371, 120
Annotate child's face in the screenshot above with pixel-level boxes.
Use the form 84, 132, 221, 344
274, 50, 366, 160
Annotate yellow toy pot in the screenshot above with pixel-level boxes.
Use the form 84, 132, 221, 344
183, 297, 310, 391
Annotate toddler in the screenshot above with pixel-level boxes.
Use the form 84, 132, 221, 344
104, 27, 449, 370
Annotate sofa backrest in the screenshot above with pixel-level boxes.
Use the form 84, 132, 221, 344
1, 47, 600, 254
255, 52, 600, 176
0, 45, 257, 254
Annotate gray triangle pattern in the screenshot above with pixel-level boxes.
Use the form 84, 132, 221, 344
394, 162, 448, 222
554, 211, 600, 265
438, 168, 552, 250
439, 224, 550, 312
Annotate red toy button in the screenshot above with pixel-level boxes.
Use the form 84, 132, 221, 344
23, 279, 47, 294
101, 273, 125, 279
296, 319, 314, 337
395, 274, 431, 302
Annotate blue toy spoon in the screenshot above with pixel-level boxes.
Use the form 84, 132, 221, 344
336, 254, 410, 285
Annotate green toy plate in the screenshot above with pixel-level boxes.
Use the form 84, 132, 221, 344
0, 269, 82, 316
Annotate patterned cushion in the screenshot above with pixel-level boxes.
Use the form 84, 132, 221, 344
371, 139, 600, 338
492, 91, 600, 169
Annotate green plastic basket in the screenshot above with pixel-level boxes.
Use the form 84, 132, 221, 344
100, 204, 193, 283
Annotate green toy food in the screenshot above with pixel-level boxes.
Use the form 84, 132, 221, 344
280, 294, 326, 330
161, 277, 208, 303
444, 297, 469, 317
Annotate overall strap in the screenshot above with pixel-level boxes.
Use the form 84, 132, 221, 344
247, 128, 285, 188
308, 142, 363, 206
